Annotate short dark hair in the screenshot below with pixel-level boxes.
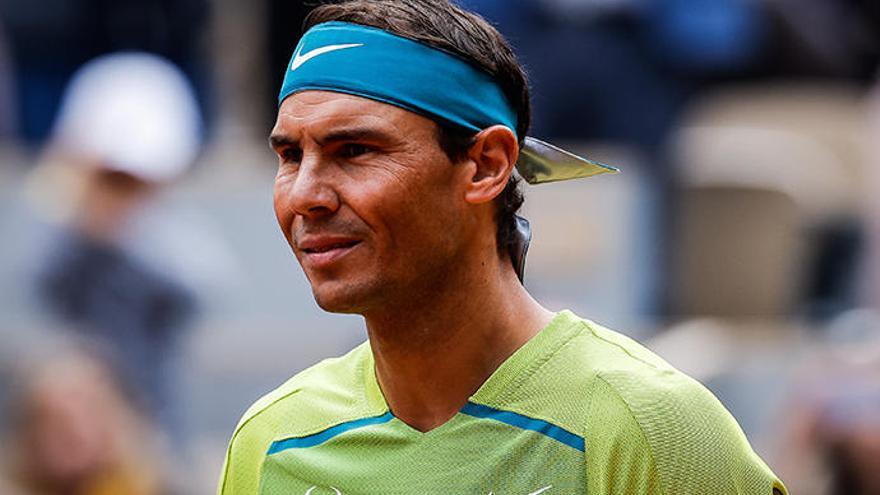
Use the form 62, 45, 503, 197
304, 0, 529, 255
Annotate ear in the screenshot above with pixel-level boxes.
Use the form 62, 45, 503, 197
463, 125, 519, 205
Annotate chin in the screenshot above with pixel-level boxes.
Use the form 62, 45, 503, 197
314, 296, 362, 314
310, 282, 374, 314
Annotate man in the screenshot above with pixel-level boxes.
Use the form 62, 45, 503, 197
219, 1, 788, 493
37, 52, 201, 434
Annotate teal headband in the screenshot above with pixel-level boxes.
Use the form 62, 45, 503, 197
280, 21, 517, 135
279, 21, 618, 185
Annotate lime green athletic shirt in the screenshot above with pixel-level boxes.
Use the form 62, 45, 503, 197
218, 310, 787, 494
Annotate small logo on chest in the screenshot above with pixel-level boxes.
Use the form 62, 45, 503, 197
304, 487, 341, 495
303, 484, 553, 494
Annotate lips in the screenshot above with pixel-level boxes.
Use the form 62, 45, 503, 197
296, 236, 362, 268
301, 240, 360, 254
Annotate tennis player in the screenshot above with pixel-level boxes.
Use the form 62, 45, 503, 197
219, 1, 787, 493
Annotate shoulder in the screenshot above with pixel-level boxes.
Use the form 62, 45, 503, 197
578, 317, 786, 494
217, 342, 375, 495
494, 311, 680, 428
235, 340, 373, 433
512, 312, 787, 494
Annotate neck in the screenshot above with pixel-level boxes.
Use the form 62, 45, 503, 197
364, 251, 553, 432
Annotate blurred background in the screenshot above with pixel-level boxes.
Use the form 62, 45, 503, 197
0, 0, 878, 493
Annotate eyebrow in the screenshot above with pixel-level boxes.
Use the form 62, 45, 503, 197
269, 134, 298, 151
269, 126, 396, 151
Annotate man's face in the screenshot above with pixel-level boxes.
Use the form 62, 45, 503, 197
270, 91, 473, 313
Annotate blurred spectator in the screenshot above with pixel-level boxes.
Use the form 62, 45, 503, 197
34, 52, 202, 435
773, 310, 880, 495
2, 346, 166, 495
0, 0, 210, 143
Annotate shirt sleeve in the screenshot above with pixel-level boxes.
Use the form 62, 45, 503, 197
217, 391, 292, 495
217, 419, 268, 495
584, 371, 788, 495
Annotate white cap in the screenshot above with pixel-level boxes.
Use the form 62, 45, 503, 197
52, 52, 202, 182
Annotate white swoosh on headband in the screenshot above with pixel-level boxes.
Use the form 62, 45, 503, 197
290, 43, 364, 71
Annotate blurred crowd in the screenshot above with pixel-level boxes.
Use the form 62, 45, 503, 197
0, 0, 878, 493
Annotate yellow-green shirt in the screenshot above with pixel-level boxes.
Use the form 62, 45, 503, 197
219, 310, 787, 494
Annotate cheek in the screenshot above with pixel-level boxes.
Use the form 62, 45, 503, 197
354, 160, 461, 252
273, 174, 296, 240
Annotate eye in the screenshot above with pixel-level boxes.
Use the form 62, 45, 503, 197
339, 143, 372, 158
279, 147, 303, 164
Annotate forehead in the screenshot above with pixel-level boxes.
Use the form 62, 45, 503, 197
272, 90, 438, 139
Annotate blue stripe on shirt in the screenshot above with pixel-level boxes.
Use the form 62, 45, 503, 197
267, 411, 394, 454
460, 401, 585, 452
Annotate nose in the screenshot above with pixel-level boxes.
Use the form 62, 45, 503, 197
285, 154, 340, 220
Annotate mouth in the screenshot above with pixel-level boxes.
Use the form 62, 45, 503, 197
297, 238, 362, 268
301, 240, 360, 254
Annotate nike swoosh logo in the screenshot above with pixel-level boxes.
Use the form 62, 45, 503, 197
487, 485, 552, 495
527, 486, 552, 495
290, 43, 363, 71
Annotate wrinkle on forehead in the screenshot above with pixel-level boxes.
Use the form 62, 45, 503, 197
272, 90, 437, 142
